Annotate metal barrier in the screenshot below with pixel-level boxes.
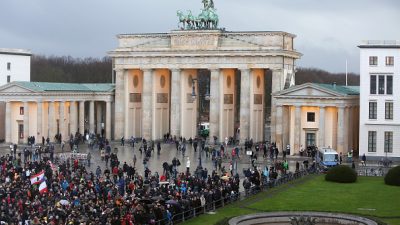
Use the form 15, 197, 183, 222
356, 166, 390, 177
154, 169, 313, 225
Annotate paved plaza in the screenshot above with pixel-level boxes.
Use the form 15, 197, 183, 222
0, 141, 306, 179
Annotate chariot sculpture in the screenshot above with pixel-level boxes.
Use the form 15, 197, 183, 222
177, 0, 219, 30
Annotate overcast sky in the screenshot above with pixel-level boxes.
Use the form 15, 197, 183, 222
1, 0, 399, 73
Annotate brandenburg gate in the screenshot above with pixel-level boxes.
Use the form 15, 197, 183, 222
110, 30, 300, 143
109, 1, 301, 143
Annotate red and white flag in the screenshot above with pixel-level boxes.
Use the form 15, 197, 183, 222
39, 181, 48, 194
30, 171, 45, 185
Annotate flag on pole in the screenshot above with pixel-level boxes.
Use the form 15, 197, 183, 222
30, 171, 45, 185
39, 181, 48, 194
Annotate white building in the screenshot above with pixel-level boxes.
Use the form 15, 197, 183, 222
0, 48, 31, 141
359, 40, 400, 159
0, 48, 31, 85
273, 83, 359, 155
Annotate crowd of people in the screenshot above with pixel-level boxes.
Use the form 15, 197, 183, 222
0, 129, 318, 225
0, 139, 243, 224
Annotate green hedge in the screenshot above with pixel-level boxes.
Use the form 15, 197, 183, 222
325, 165, 357, 183
384, 166, 400, 186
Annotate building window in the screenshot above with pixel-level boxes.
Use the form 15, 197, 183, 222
386, 56, 394, 66
384, 131, 393, 153
7, 62, 11, 70
19, 107, 24, 115
385, 102, 393, 120
369, 56, 378, 66
7, 75, 10, 83
369, 102, 377, 119
386, 75, 393, 95
368, 131, 376, 152
378, 75, 385, 94
307, 112, 315, 122
370, 75, 376, 94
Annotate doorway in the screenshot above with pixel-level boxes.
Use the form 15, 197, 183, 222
306, 132, 316, 147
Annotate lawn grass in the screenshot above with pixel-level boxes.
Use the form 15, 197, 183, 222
182, 175, 400, 225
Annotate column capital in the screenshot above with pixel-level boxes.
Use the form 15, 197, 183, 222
114, 68, 124, 73
238, 68, 251, 72
209, 68, 220, 73
170, 68, 181, 73
141, 68, 153, 73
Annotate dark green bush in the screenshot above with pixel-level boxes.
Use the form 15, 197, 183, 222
325, 165, 357, 183
384, 166, 400, 186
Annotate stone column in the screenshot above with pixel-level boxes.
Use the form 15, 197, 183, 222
337, 106, 345, 154
348, 106, 353, 149
37, 101, 43, 140
209, 69, 220, 139
89, 101, 95, 134
79, 101, 85, 134
319, 106, 325, 147
23, 102, 29, 143
114, 69, 125, 139
275, 105, 283, 151
70, 101, 77, 136
142, 69, 154, 140
59, 101, 66, 142
106, 101, 112, 140
170, 69, 181, 138
96, 102, 103, 134
48, 101, 56, 141
294, 105, 301, 155
344, 107, 349, 152
270, 68, 283, 142
5, 101, 11, 143
239, 69, 251, 143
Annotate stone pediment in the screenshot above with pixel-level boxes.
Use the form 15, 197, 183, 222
274, 83, 345, 98
0, 83, 36, 93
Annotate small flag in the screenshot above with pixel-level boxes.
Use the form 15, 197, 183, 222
39, 181, 48, 194
30, 171, 45, 185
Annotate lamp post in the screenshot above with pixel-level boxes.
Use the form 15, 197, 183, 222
191, 78, 210, 169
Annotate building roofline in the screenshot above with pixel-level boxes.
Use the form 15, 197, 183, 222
0, 48, 32, 56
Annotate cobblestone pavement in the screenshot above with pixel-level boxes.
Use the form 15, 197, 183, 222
0, 142, 306, 178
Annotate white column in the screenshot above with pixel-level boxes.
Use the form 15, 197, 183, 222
170, 69, 181, 138
70, 101, 77, 136
239, 68, 250, 143
337, 106, 345, 154
348, 106, 353, 149
114, 69, 125, 139
209, 68, 220, 139
48, 101, 56, 141
89, 101, 95, 134
79, 101, 85, 134
106, 101, 112, 140
142, 69, 154, 140
59, 101, 66, 142
294, 105, 301, 155
344, 106, 349, 152
37, 101, 43, 141
271, 68, 283, 142
96, 102, 103, 134
5, 101, 11, 143
319, 106, 325, 148
23, 102, 29, 143
275, 105, 283, 151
